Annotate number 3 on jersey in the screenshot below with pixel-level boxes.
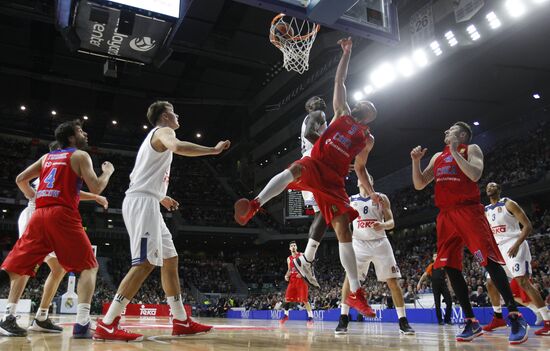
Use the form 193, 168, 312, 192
44, 168, 58, 188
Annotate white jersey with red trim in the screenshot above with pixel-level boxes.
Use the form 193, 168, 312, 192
300, 114, 327, 157
485, 197, 521, 245
350, 193, 386, 240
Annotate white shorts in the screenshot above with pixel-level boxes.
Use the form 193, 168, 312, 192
498, 238, 532, 278
123, 195, 178, 267
353, 237, 401, 282
18, 205, 56, 260
301, 190, 320, 213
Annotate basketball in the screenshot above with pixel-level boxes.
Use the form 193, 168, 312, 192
270, 22, 294, 47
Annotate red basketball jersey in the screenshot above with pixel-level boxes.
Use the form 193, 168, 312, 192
288, 253, 302, 280
311, 115, 369, 177
35, 148, 83, 210
434, 145, 480, 209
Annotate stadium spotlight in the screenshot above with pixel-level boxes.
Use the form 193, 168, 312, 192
430, 41, 443, 56
473, 121, 480, 126
467, 25, 481, 41
353, 91, 365, 101
363, 85, 375, 95
532, 0, 548, 3
370, 63, 396, 88
533, 93, 541, 99
412, 49, 429, 67
51, 110, 57, 116
397, 57, 415, 77
444, 31, 458, 47
486, 12, 502, 29
20, 105, 26, 111
143, 125, 148, 129
83, 115, 89, 120
506, 0, 527, 17
196, 132, 202, 138
112, 120, 117, 125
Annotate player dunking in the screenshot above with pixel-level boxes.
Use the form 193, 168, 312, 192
483, 182, 549, 335
234, 37, 379, 317
293, 96, 328, 288
94, 101, 230, 341
280, 241, 314, 326
0, 120, 114, 338
411, 122, 528, 344
1, 141, 108, 336
335, 176, 414, 335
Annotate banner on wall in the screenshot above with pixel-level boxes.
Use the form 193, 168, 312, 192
101, 303, 192, 317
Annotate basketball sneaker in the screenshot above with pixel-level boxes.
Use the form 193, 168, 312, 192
508, 313, 528, 345
172, 318, 213, 335
534, 320, 550, 336
398, 317, 415, 335
534, 311, 543, 326
293, 255, 320, 288
334, 315, 349, 335
234, 198, 260, 226
306, 317, 314, 327
28, 318, 63, 333
73, 321, 93, 339
482, 316, 507, 332
93, 316, 143, 342
344, 288, 376, 318
0, 315, 27, 337
279, 315, 289, 325
455, 319, 483, 342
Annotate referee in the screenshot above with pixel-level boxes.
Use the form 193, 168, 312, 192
418, 253, 453, 325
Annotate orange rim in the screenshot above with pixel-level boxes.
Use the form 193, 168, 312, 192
270, 13, 320, 42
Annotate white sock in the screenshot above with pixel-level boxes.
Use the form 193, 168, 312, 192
307, 309, 313, 318
341, 303, 350, 315
284, 309, 289, 316
76, 303, 91, 325
493, 305, 502, 314
396, 306, 406, 319
3, 302, 17, 319
256, 169, 294, 206
35, 308, 49, 322
539, 306, 550, 321
103, 294, 129, 324
304, 239, 320, 262
168, 295, 187, 321
339, 242, 360, 291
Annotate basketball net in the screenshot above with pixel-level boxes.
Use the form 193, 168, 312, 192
270, 14, 320, 74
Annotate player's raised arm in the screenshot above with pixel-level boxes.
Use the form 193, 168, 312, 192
410, 146, 438, 190
303, 110, 326, 144
156, 127, 230, 157
73, 150, 114, 195
332, 37, 352, 122
15, 156, 45, 200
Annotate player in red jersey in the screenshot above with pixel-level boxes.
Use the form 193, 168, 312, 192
411, 122, 528, 344
280, 241, 314, 326
234, 37, 379, 317
0, 120, 114, 338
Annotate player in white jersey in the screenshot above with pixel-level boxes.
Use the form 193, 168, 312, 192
95, 101, 230, 342
483, 182, 549, 336
293, 96, 328, 288
335, 175, 415, 335
2, 141, 108, 335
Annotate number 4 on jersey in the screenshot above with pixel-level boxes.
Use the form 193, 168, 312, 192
44, 168, 58, 188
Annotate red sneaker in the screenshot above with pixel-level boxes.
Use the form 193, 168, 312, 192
234, 198, 260, 226
345, 288, 376, 318
92, 317, 143, 342
534, 320, 550, 336
482, 317, 507, 332
279, 315, 289, 325
172, 318, 213, 336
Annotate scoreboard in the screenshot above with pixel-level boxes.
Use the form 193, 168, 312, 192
284, 189, 314, 219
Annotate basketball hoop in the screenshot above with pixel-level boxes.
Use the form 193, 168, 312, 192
269, 13, 320, 74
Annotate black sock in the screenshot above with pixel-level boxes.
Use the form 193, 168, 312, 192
484, 259, 518, 313
0, 269, 9, 287
445, 267, 475, 319
495, 312, 503, 319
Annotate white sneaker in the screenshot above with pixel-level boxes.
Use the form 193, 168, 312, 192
293, 255, 320, 288
534, 311, 543, 326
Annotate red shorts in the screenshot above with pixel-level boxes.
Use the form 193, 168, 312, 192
288, 157, 358, 225
285, 276, 309, 303
434, 204, 504, 271
1, 206, 98, 276
510, 278, 531, 303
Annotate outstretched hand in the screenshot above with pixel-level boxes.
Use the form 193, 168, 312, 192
213, 140, 231, 154
337, 37, 352, 54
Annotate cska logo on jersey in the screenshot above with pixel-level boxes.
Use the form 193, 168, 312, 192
459, 147, 466, 155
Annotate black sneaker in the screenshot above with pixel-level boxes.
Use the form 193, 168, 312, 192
0, 315, 27, 337
335, 314, 349, 335
28, 318, 63, 333
399, 317, 415, 335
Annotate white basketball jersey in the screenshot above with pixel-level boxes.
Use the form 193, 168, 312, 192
126, 127, 173, 200
350, 193, 387, 240
27, 178, 40, 209
300, 114, 327, 156
485, 198, 521, 245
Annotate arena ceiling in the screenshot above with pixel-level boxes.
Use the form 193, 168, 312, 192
0, 0, 549, 177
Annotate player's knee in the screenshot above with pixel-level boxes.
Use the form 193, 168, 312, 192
514, 276, 529, 288
386, 278, 398, 290
288, 163, 302, 178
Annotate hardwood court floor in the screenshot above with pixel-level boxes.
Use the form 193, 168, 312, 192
1, 315, 549, 350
